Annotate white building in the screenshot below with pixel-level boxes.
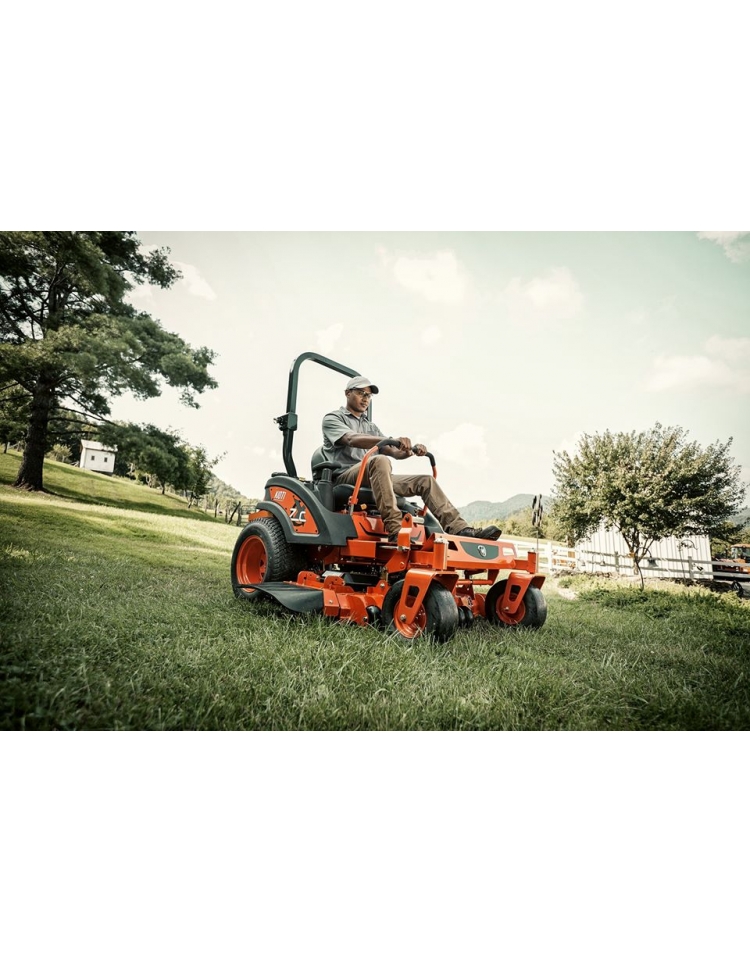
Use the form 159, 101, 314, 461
574, 525, 713, 582
79, 440, 117, 475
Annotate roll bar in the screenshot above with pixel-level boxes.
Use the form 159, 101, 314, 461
274, 352, 360, 478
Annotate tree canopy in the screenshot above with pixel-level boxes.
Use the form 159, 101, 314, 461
0, 231, 217, 490
99, 420, 222, 500
552, 423, 747, 585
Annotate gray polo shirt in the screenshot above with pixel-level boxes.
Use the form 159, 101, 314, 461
322, 406, 385, 469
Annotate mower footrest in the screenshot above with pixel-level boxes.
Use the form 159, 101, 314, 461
246, 583, 324, 613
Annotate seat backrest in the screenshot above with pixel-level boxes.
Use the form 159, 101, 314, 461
311, 446, 326, 471
311, 446, 346, 481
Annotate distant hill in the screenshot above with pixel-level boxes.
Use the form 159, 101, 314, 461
458, 494, 538, 524
207, 473, 255, 506
458, 496, 750, 529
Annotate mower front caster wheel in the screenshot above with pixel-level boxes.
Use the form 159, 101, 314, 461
485, 581, 547, 629
382, 580, 458, 644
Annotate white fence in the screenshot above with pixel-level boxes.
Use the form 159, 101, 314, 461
500, 533, 715, 582
499, 536, 580, 574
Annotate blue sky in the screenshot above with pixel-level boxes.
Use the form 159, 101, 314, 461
113, 232, 750, 508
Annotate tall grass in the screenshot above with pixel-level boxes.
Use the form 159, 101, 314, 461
2, 479, 749, 730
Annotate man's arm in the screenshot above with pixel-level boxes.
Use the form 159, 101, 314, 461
339, 433, 421, 459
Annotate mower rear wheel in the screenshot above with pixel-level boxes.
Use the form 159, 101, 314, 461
485, 580, 547, 629
231, 517, 306, 601
382, 580, 459, 644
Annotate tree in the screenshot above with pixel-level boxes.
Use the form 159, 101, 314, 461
0, 383, 29, 453
552, 423, 747, 586
501, 502, 568, 543
184, 443, 223, 507
48, 444, 72, 463
0, 232, 217, 491
503, 507, 542, 539
99, 421, 190, 494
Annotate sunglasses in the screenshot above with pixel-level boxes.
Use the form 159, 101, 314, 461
350, 389, 373, 399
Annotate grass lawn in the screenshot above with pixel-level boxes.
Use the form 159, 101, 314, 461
0, 449, 224, 522
2, 461, 749, 730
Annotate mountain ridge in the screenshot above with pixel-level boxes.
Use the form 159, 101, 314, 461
457, 493, 538, 524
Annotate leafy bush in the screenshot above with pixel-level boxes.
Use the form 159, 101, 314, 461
48, 444, 72, 463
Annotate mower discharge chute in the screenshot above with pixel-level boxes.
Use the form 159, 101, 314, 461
231, 352, 547, 643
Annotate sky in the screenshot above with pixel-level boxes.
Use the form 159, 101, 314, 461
111, 232, 750, 509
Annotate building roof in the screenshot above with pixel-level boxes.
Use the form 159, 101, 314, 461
80, 440, 118, 452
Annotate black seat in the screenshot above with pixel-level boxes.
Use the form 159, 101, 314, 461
311, 446, 376, 510
310, 445, 349, 484
333, 483, 378, 509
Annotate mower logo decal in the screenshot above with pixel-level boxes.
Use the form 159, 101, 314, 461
461, 542, 500, 561
268, 487, 319, 535
289, 497, 307, 526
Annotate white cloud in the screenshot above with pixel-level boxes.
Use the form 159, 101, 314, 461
316, 322, 344, 355
697, 232, 750, 263
428, 422, 489, 465
127, 284, 156, 307
379, 248, 467, 303
126, 258, 216, 305
645, 354, 735, 392
645, 338, 750, 395
697, 231, 746, 243
499, 267, 583, 324
421, 325, 443, 345
174, 261, 217, 300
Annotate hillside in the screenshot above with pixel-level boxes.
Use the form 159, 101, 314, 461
458, 493, 537, 524
0, 450, 224, 522
206, 472, 255, 507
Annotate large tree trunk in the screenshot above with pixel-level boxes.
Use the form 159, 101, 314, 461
14, 380, 54, 491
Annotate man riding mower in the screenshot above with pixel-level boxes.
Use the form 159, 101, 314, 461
231, 352, 547, 643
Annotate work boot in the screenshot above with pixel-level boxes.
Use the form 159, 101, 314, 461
457, 525, 502, 541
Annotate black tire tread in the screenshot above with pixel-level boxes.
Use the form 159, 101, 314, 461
486, 581, 547, 630
382, 580, 459, 644
231, 517, 308, 600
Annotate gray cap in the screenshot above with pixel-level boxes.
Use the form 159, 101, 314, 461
345, 375, 379, 394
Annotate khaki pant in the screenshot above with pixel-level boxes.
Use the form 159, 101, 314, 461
336, 455, 469, 536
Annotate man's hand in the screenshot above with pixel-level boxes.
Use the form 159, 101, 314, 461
396, 436, 412, 453
412, 443, 427, 457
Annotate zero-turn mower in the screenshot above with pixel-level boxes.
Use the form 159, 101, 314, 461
231, 353, 547, 643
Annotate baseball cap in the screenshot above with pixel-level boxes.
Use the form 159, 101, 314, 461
345, 376, 379, 394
